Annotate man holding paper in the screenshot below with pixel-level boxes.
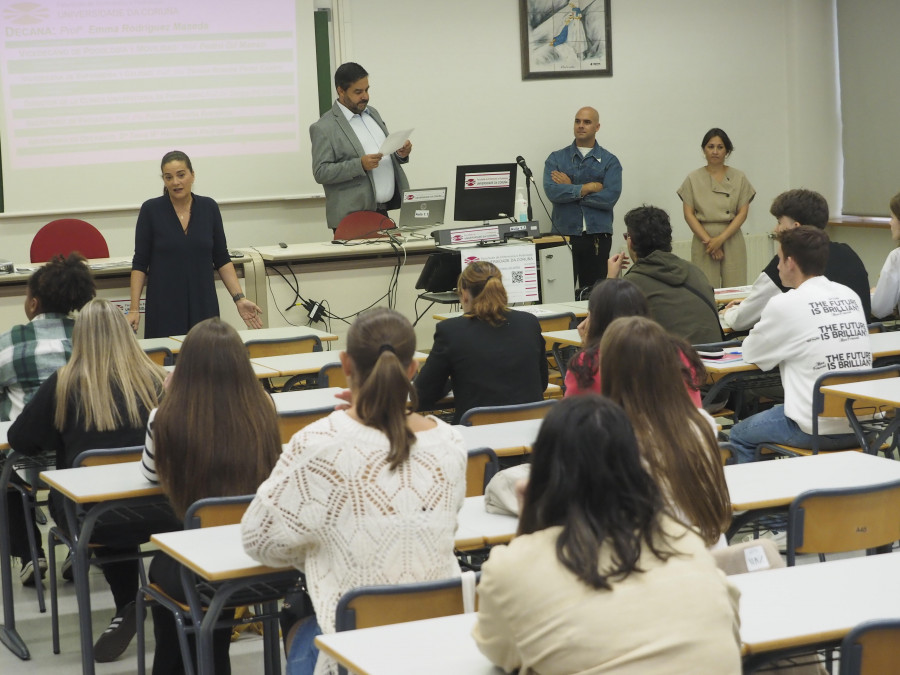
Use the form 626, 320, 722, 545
310, 62, 412, 231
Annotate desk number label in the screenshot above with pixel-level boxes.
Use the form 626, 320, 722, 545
744, 546, 771, 572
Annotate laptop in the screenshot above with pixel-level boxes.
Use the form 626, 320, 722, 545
398, 188, 447, 232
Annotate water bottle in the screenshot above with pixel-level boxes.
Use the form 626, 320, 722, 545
515, 188, 528, 222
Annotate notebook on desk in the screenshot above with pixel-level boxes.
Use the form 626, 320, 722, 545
398, 188, 447, 232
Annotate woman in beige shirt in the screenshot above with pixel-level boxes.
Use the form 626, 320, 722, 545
678, 128, 755, 287
473, 395, 742, 675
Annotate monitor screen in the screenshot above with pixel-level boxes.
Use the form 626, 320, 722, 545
415, 252, 461, 292
453, 164, 517, 222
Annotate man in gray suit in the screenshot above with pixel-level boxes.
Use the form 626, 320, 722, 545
310, 62, 412, 231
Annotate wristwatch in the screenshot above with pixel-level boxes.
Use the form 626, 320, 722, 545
232, 292, 245, 303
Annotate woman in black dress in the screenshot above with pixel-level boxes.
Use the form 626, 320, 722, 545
127, 150, 262, 338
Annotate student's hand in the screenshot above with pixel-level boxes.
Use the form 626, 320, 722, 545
721, 299, 742, 314
576, 317, 588, 343
607, 252, 629, 278
334, 389, 352, 411
361, 153, 383, 171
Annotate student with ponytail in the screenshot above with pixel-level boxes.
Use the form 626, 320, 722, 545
415, 261, 548, 423
242, 308, 467, 675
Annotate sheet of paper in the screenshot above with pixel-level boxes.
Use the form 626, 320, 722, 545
379, 128, 414, 155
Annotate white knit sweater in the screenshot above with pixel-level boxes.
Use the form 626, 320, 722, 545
241, 410, 467, 675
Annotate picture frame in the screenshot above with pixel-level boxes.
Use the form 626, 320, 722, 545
519, 0, 612, 80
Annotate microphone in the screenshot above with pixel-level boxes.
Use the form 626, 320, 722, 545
515, 155, 533, 180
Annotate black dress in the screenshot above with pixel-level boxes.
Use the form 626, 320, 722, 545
132, 194, 231, 338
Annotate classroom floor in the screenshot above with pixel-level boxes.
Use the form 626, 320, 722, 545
0, 515, 284, 673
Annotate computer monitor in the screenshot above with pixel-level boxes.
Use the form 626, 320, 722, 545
453, 163, 517, 223
415, 251, 461, 293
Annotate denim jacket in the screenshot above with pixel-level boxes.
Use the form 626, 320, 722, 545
543, 142, 622, 236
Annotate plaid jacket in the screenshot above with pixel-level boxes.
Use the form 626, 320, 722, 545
0, 313, 74, 421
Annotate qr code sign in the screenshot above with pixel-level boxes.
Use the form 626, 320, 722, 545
510, 270, 524, 284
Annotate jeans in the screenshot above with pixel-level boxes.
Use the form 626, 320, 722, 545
729, 404, 859, 463
286, 617, 322, 675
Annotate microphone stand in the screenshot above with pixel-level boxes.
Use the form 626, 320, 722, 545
524, 174, 534, 221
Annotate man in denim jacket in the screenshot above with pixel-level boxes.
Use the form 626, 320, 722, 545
543, 107, 622, 292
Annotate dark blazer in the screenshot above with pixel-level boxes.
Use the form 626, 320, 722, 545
414, 310, 549, 424
309, 101, 410, 229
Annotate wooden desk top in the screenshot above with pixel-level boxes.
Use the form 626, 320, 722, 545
151, 524, 293, 582
316, 552, 900, 674
715, 285, 753, 302
541, 328, 581, 348
724, 451, 900, 510
40, 461, 161, 503
454, 419, 541, 454
168, 325, 339, 344
733, 551, 900, 656
251, 350, 426, 377
253, 238, 437, 262
869, 331, 900, 358
137, 337, 184, 354
822, 379, 900, 407
164, 361, 281, 380
315, 613, 494, 675
271, 388, 344, 413
454, 496, 517, 549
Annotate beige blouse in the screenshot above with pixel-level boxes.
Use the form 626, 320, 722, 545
678, 166, 755, 226
473, 517, 742, 675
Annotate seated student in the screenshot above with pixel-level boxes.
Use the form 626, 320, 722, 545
608, 205, 723, 345
473, 395, 742, 674
414, 261, 548, 423
728, 226, 872, 463
141, 317, 281, 675
600, 316, 729, 547
242, 308, 467, 675
870, 191, 900, 318
564, 279, 703, 406
0, 254, 95, 586
0, 253, 96, 421
722, 189, 871, 331
9, 298, 172, 663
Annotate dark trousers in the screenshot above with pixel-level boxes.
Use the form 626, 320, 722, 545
7, 473, 43, 560
149, 551, 234, 675
571, 232, 612, 291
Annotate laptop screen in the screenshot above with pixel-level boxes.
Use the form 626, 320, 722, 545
398, 188, 447, 230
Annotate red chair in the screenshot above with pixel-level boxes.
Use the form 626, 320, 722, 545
333, 211, 396, 241
30, 219, 110, 263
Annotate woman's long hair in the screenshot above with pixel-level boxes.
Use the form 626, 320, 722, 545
458, 261, 508, 326
567, 279, 648, 391
347, 308, 418, 470
55, 298, 165, 433
519, 395, 672, 589
152, 318, 281, 518
600, 316, 730, 545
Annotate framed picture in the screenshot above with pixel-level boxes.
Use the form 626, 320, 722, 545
519, 0, 612, 80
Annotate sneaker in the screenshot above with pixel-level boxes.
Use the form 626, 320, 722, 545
61, 551, 74, 582
19, 557, 48, 587
93, 601, 138, 663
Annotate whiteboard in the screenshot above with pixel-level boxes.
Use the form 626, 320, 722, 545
0, 0, 322, 214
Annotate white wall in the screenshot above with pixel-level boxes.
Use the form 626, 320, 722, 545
344, 0, 842, 242
1, 1, 848, 271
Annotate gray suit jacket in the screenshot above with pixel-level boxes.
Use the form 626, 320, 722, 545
309, 102, 410, 229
